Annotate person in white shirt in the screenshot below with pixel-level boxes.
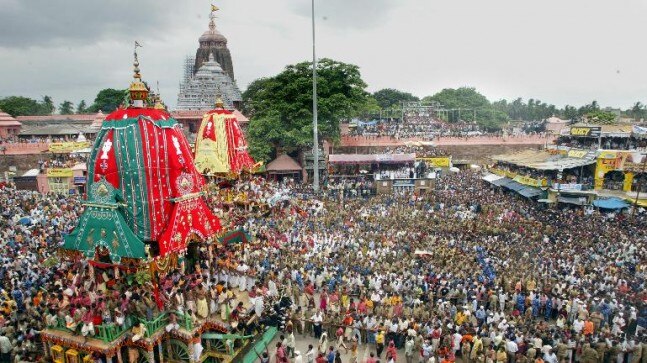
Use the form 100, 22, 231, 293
506, 339, 518, 362
452, 331, 463, 355
311, 311, 324, 339
573, 317, 584, 334
293, 350, 303, 363
544, 349, 558, 363
0, 332, 11, 362
305, 344, 315, 363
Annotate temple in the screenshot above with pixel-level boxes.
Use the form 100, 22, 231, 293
177, 8, 242, 110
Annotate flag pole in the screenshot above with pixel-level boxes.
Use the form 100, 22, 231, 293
312, 0, 320, 192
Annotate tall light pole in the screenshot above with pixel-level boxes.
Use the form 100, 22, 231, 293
631, 154, 646, 219
311, 0, 320, 191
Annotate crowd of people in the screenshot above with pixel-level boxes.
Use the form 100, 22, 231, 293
350, 116, 488, 140
0, 169, 645, 362
209, 172, 646, 363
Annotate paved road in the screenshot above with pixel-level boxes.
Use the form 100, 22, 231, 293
264, 333, 414, 363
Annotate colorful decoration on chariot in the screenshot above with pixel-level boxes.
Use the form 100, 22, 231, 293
194, 97, 259, 175
217, 228, 251, 245
63, 44, 221, 262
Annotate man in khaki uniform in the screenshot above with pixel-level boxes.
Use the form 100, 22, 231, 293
630, 339, 642, 363
590, 310, 604, 331
594, 339, 608, 363
526, 346, 537, 360
556, 339, 569, 363
580, 343, 599, 363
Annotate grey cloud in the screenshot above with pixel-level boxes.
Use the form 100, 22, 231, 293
0, 0, 181, 48
1, 0, 647, 110
288, 0, 401, 29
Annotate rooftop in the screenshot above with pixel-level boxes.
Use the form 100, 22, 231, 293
16, 112, 104, 123
266, 154, 302, 172
0, 110, 22, 127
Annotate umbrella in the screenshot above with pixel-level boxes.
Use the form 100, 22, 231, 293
18, 217, 32, 225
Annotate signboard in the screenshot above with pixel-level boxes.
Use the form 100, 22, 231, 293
418, 157, 451, 168
73, 176, 86, 184
490, 168, 506, 177
513, 175, 544, 187
375, 154, 395, 162
48, 141, 91, 153
46, 168, 73, 178
567, 149, 590, 158
505, 170, 518, 179
570, 126, 601, 137
552, 183, 583, 191
393, 179, 415, 187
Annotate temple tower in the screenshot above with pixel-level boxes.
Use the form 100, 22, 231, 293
195, 9, 235, 81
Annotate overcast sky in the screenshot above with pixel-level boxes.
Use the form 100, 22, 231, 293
1, 0, 646, 110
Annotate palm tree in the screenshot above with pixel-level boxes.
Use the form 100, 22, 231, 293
631, 102, 645, 120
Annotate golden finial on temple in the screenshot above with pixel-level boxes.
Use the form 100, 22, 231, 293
215, 95, 224, 109
129, 41, 149, 106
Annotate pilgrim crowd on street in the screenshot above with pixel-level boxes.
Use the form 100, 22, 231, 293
0, 171, 644, 363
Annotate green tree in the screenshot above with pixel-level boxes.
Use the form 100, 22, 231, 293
58, 100, 74, 115
0, 96, 46, 116
372, 88, 419, 109
41, 96, 55, 115
76, 100, 88, 114
422, 87, 508, 129
585, 110, 616, 124
424, 87, 490, 115
578, 101, 600, 117
563, 105, 578, 120
630, 102, 645, 120
243, 58, 372, 161
88, 88, 127, 113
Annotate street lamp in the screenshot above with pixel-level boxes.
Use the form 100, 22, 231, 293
311, 0, 320, 192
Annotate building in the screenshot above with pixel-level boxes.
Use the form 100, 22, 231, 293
176, 54, 242, 110
0, 109, 22, 139
177, 10, 242, 110
16, 112, 104, 140
194, 11, 235, 81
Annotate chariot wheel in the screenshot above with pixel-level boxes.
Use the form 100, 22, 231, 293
168, 339, 190, 362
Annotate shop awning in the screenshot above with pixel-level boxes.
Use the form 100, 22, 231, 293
482, 173, 504, 183
503, 180, 526, 192
492, 149, 596, 170
21, 169, 40, 177
592, 197, 630, 210
517, 186, 543, 198
491, 177, 512, 187
558, 195, 588, 205
329, 153, 415, 165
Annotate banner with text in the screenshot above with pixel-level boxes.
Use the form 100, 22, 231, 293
513, 175, 545, 187
48, 141, 91, 153
46, 168, 74, 178
570, 126, 601, 137
418, 157, 451, 168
